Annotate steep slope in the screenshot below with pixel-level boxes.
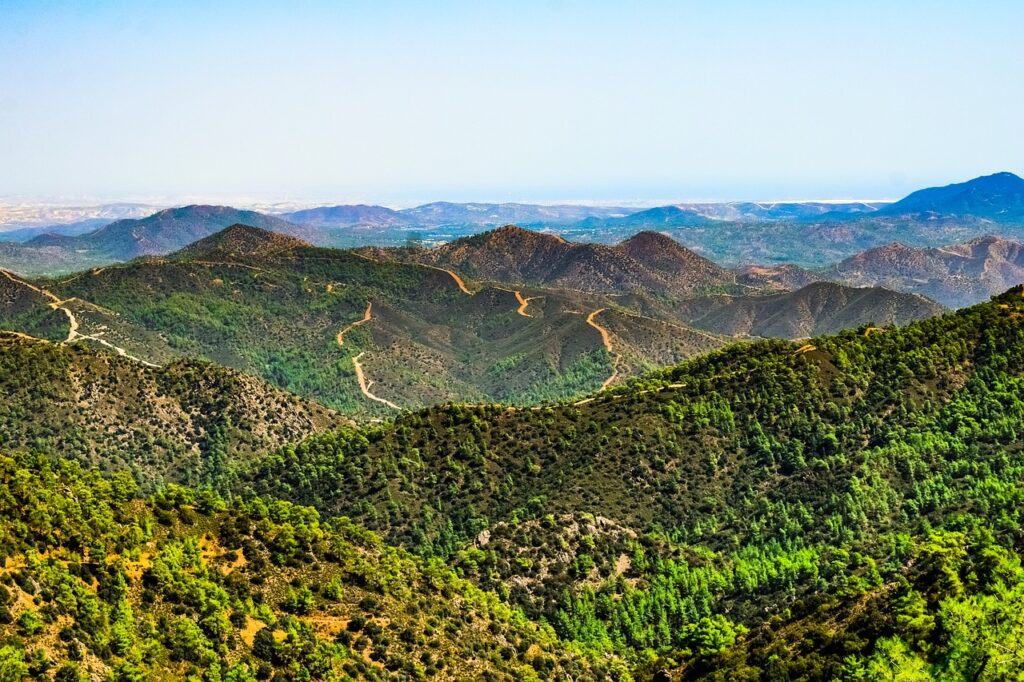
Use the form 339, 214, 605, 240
243, 288, 1024, 676
0, 334, 343, 484
878, 171, 1024, 220
830, 235, 1024, 307
671, 281, 945, 338
30, 205, 312, 260
415, 225, 735, 297
3, 226, 725, 415
0, 450, 618, 681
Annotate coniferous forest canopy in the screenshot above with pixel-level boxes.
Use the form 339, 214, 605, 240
3, 246, 1024, 678
1, 3, 1023, 678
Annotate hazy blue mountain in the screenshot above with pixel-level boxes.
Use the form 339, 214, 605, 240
281, 204, 410, 228
398, 201, 633, 226
26, 205, 310, 260
878, 171, 1024, 220
0, 218, 111, 243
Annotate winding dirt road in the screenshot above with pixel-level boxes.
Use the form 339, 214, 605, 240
352, 352, 401, 410
336, 302, 373, 347
2, 269, 160, 366
333, 302, 401, 410
585, 308, 621, 390
422, 265, 472, 294
2, 269, 79, 343
514, 290, 540, 318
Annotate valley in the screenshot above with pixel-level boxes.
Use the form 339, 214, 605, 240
0, 223, 947, 419
2, 172, 1024, 681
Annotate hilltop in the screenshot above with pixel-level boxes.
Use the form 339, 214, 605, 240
829, 234, 1024, 307
173, 223, 312, 260
878, 171, 1024, 220
280, 204, 410, 229
33, 205, 312, 260
406, 224, 735, 296
241, 287, 1024, 678
0, 334, 344, 484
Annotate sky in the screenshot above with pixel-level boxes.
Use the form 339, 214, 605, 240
0, 0, 1022, 205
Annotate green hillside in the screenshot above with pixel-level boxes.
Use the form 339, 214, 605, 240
6, 226, 727, 416
0, 334, 344, 486
0, 451, 621, 681
239, 288, 1024, 678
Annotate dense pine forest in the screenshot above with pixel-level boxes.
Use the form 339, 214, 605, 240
2, 287, 1024, 678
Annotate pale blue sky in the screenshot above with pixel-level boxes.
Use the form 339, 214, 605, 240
0, 0, 1021, 204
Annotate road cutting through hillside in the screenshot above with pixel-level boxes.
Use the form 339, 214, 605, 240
2, 269, 163, 366
586, 308, 621, 390
352, 352, 401, 410
2, 269, 79, 343
514, 290, 540, 317
336, 302, 373, 346
423, 265, 472, 294
332, 302, 400, 409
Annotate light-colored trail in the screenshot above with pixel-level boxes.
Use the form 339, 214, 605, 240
333, 302, 400, 409
423, 265, 472, 294
2, 269, 78, 343
336, 302, 373, 347
352, 352, 401, 410
79, 333, 161, 368
585, 308, 620, 390
2, 269, 160, 366
586, 308, 614, 353
514, 290, 540, 318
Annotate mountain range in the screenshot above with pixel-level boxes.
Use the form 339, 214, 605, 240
3, 275, 1023, 679
876, 171, 1024, 220
2, 172, 1024, 276
1, 182, 1023, 679
0, 224, 945, 420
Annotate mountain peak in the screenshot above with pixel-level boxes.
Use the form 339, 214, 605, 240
465, 224, 568, 246
616, 230, 731, 281
174, 224, 309, 260
883, 172, 1024, 219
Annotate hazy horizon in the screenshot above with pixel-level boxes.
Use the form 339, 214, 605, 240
2, 1, 1022, 203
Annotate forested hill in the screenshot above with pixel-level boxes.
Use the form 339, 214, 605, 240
0, 451, 620, 681
0, 333, 345, 484
242, 287, 1024, 679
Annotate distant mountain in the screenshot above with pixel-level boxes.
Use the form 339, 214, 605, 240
0, 218, 112, 243
672, 281, 944, 338
414, 225, 735, 297
27, 204, 311, 260
581, 200, 887, 230
399, 202, 632, 226
878, 171, 1024, 221
281, 204, 410, 228
829, 235, 1024, 307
